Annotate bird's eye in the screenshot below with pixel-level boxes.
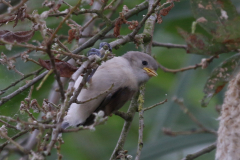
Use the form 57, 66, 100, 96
142, 61, 148, 65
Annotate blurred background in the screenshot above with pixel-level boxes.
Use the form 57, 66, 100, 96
0, 0, 240, 159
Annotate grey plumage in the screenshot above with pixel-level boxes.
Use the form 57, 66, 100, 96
62, 51, 158, 128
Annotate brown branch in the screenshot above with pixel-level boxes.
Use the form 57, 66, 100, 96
0, 68, 43, 96
152, 41, 187, 49
47, 0, 82, 43
128, 0, 161, 40
0, 70, 47, 106
143, 99, 167, 111
0, 130, 28, 152
46, 43, 65, 102
158, 55, 217, 73
182, 143, 216, 160
135, 85, 145, 160
110, 94, 138, 159
0, 130, 28, 154
0, 119, 18, 130
114, 111, 132, 121
45, 1, 83, 103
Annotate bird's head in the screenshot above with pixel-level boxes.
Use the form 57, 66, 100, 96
123, 51, 158, 84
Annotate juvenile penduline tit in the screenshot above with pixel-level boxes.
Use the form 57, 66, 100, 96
62, 51, 158, 128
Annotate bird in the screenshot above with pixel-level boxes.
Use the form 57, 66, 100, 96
62, 51, 158, 128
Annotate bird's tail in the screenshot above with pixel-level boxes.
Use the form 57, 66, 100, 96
61, 121, 70, 129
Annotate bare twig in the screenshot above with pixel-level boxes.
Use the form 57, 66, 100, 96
0, 70, 48, 106
45, 45, 65, 102
70, 1, 149, 56
0, 130, 28, 151
0, 68, 43, 96
0, 119, 18, 130
152, 41, 187, 49
182, 143, 216, 160
0, 130, 28, 154
173, 97, 217, 135
163, 128, 207, 137
114, 111, 132, 121
110, 94, 138, 159
135, 85, 145, 160
36, 69, 53, 91
158, 56, 217, 73
144, 99, 167, 111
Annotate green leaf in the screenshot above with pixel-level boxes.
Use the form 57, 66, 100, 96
214, 17, 240, 50
178, 28, 228, 55
201, 53, 240, 107
186, 0, 240, 54
190, 0, 238, 34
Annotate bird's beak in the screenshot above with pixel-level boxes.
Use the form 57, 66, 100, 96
143, 67, 158, 77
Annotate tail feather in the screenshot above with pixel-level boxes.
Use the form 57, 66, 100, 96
61, 122, 70, 129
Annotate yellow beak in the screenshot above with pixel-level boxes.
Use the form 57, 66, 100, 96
143, 67, 158, 77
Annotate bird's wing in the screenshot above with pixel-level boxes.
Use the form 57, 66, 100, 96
81, 87, 136, 126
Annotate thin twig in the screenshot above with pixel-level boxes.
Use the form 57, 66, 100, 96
135, 85, 145, 160
36, 69, 53, 91
45, 45, 65, 102
0, 131, 28, 154
114, 111, 132, 121
0, 119, 18, 130
182, 143, 216, 160
0, 68, 43, 96
173, 97, 217, 135
0, 130, 29, 151
110, 94, 138, 159
0, 70, 48, 106
152, 41, 187, 49
158, 56, 217, 73
163, 128, 207, 137
144, 99, 167, 111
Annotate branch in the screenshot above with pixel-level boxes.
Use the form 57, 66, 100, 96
158, 55, 217, 73
110, 94, 138, 159
0, 130, 28, 151
70, 1, 149, 56
0, 70, 48, 106
114, 111, 132, 121
46, 43, 65, 102
152, 41, 187, 49
182, 143, 216, 160
135, 85, 145, 160
0, 130, 28, 154
0, 68, 43, 96
143, 99, 167, 111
